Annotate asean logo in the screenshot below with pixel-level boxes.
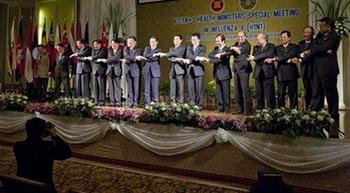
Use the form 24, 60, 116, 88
240, 0, 257, 11
210, 0, 225, 13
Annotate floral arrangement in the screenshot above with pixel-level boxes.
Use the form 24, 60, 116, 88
244, 108, 335, 138
53, 97, 95, 118
197, 115, 245, 131
91, 107, 144, 123
0, 93, 28, 111
25, 102, 54, 114
142, 102, 200, 125
311, 0, 350, 37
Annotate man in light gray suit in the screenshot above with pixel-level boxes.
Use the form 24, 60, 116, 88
90, 39, 108, 105
70, 39, 92, 98
186, 33, 207, 107
99, 38, 123, 106
122, 36, 142, 108
208, 34, 232, 113
141, 36, 162, 104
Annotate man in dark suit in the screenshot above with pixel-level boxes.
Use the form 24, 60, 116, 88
54, 44, 71, 98
186, 33, 207, 107
122, 36, 142, 108
272, 31, 299, 108
100, 38, 123, 106
89, 39, 108, 105
308, 17, 341, 134
157, 35, 186, 104
208, 34, 231, 113
230, 31, 252, 114
293, 26, 315, 109
140, 36, 162, 104
248, 33, 276, 110
14, 118, 71, 193
70, 39, 92, 98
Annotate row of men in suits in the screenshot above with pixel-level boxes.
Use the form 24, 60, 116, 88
53, 17, 340, 128
245, 17, 340, 130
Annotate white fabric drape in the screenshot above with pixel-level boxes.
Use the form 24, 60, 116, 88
1, 111, 350, 174
113, 123, 350, 174
37, 114, 110, 144
0, 111, 35, 133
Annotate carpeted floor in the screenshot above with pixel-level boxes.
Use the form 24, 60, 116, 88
0, 147, 248, 193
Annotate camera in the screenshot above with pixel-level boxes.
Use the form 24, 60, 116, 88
42, 121, 54, 137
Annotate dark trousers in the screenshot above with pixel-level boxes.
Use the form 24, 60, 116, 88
309, 73, 339, 121
126, 72, 140, 107
235, 72, 251, 113
188, 69, 204, 106
75, 73, 90, 98
277, 79, 298, 108
170, 73, 185, 104
144, 72, 160, 104
35, 78, 48, 101
216, 79, 230, 112
255, 78, 276, 110
302, 77, 313, 110
54, 76, 70, 98
92, 74, 106, 104
107, 74, 122, 105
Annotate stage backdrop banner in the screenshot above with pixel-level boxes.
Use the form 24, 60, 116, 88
136, 0, 309, 84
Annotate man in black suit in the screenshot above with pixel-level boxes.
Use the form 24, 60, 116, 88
308, 17, 341, 134
140, 36, 162, 104
186, 33, 207, 107
13, 118, 71, 193
70, 39, 92, 98
271, 31, 299, 108
248, 33, 276, 110
208, 34, 231, 113
122, 36, 142, 108
157, 35, 187, 104
99, 38, 123, 106
89, 39, 108, 105
293, 26, 315, 109
54, 44, 71, 98
230, 31, 252, 114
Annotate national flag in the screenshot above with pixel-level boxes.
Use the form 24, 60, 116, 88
108, 22, 113, 48
68, 21, 75, 52
76, 19, 82, 41
10, 17, 17, 72
48, 20, 55, 49
100, 21, 108, 48
84, 21, 89, 44
25, 19, 34, 83
54, 22, 61, 46
41, 18, 47, 45
61, 21, 69, 50
16, 17, 25, 78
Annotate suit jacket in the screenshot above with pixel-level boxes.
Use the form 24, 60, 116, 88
106, 49, 122, 76
123, 47, 142, 78
13, 136, 71, 190
208, 45, 232, 81
34, 53, 50, 78
252, 43, 276, 79
167, 45, 186, 76
310, 30, 341, 76
76, 46, 92, 74
230, 40, 252, 73
54, 52, 71, 78
275, 43, 300, 81
91, 47, 108, 75
186, 44, 206, 77
298, 39, 314, 78
142, 46, 161, 78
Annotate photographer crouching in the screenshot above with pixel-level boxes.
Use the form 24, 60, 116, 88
13, 118, 72, 193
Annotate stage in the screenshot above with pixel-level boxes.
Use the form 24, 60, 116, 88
0, 110, 350, 193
